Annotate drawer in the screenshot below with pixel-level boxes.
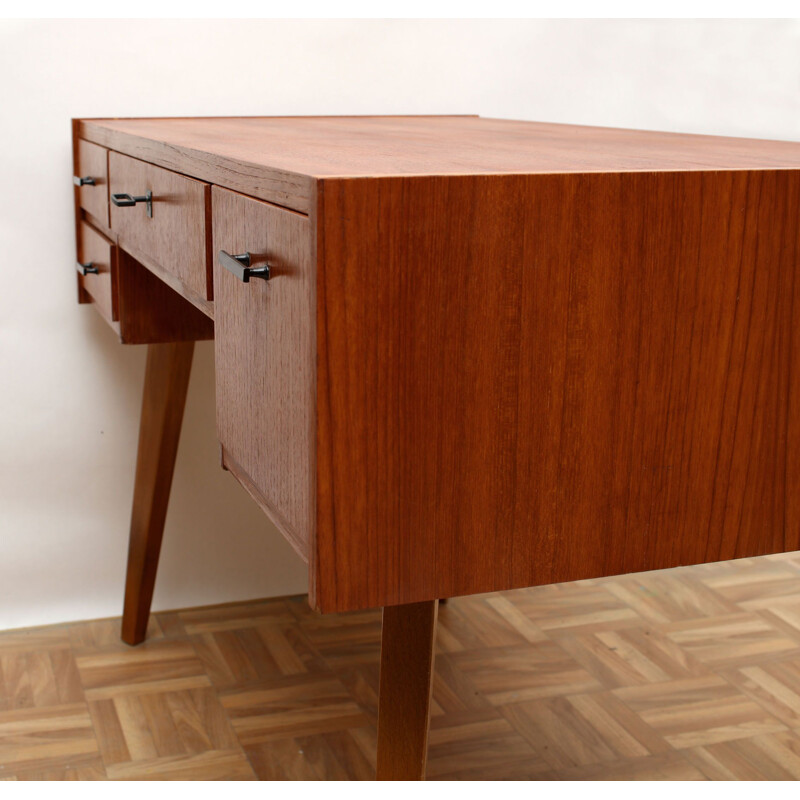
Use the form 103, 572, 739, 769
212, 187, 314, 557
74, 140, 108, 226
109, 151, 212, 301
76, 221, 117, 324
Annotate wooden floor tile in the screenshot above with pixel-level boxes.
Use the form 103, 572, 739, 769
506, 583, 644, 638
105, 749, 255, 780
615, 675, 786, 749
178, 600, 296, 635
452, 641, 603, 704
427, 708, 544, 779
69, 616, 163, 652
245, 738, 325, 780
221, 674, 368, 745
1, 550, 800, 778
685, 732, 800, 780
313, 729, 376, 780
8, 757, 108, 781
437, 596, 530, 651
664, 613, 800, 669
558, 751, 706, 780
722, 657, 800, 727
606, 571, 739, 623
501, 692, 667, 771
76, 640, 210, 700
0, 704, 99, 773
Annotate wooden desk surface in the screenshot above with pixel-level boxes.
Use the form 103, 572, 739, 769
78, 116, 800, 213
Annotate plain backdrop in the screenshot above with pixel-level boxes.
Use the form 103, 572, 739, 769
0, 18, 798, 631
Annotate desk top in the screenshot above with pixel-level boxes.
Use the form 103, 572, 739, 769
79, 115, 800, 177
78, 116, 800, 214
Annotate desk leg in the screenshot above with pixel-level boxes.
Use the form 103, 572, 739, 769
376, 600, 438, 780
121, 342, 195, 646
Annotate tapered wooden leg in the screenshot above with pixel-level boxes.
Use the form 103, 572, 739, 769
121, 341, 195, 646
376, 600, 438, 780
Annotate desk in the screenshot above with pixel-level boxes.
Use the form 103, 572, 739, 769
71, 116, 800, 779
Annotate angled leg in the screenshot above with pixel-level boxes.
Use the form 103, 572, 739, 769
376, 600, 439, 780
121, 341, 195, 645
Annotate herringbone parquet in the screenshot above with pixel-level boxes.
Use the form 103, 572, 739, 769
3, 552, 800, 779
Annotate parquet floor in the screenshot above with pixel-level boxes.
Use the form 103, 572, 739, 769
3, 553, 800, 779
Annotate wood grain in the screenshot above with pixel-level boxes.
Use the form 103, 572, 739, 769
121, 342, 195, 646
115, 250, 214, 343
78, 116, 800, 215
61, 115, 800, 782
212, 187, 315, 561
376, 601, 438, 780
76, 221, 117, 324
109, 151, 212, 301
4, 555, 800, 779
314, 169, 800, 611
120, 244, 214, 319
75, 138, 108, 226
73, 117, 800, 615
82, 119, 315, 215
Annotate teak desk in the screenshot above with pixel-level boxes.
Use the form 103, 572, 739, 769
71, 116, 800, 779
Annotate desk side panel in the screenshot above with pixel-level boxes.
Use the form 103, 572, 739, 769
314, 170, 800, 612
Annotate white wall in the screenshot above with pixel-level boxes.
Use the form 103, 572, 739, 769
0, 19, 798, 630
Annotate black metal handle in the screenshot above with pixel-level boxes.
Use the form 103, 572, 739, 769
77, 261, 99, 275
73, 175, 96, 187
218, 250, 271, 283
112, 191, 153, 218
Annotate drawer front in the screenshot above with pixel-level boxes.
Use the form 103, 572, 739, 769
109, 151, 211, 301
77, 221, 117, 323
212, 187, 314, 557
75, 140, 108, 226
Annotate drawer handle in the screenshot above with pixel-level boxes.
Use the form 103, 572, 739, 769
112, 191, 153, 218
73, 175, 96, 187
77, 261, 99, 275
218, 250, 271, 283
